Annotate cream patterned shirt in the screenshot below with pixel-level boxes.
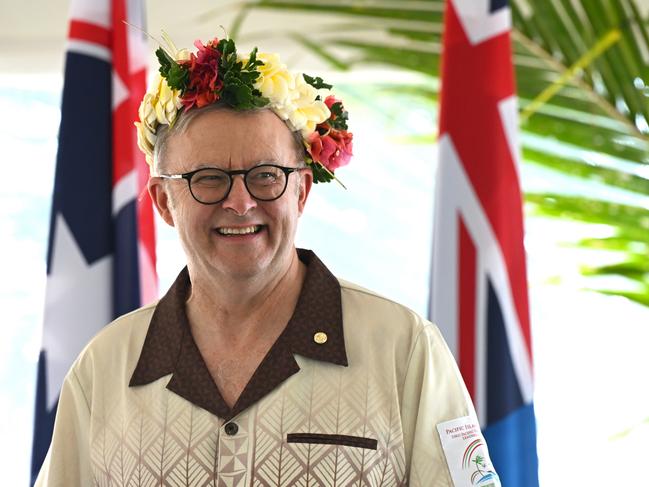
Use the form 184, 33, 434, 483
36, 250, 481, 486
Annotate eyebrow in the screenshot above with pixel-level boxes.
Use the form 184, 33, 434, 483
193, 159, 283, 170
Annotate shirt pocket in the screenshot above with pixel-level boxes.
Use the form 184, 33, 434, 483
286, 433, 377, 450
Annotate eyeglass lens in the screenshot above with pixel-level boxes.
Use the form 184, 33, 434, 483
189, 165, 288, 204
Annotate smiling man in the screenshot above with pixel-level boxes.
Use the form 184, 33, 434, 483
150, 108, 313, 409
35, 38, 499, 487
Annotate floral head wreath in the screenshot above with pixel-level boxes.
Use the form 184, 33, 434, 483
135, 34, 353, 184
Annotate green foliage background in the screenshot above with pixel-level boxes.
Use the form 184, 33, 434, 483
238, 0, 649, 306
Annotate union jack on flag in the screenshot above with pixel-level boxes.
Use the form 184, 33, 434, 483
30, 0, 157, 482
430, 0, 540, 485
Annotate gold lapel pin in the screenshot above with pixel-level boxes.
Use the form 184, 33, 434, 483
313, 332, 328, 345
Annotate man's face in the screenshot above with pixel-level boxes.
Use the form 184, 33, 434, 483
149, 108, 312, 282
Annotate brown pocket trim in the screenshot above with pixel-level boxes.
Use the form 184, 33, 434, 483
287, 433, 378, 450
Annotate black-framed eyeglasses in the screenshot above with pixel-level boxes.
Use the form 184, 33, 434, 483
158, 164, 301, 205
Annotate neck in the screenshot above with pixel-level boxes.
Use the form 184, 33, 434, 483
185, 248, 306, 342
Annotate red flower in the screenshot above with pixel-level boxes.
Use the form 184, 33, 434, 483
324, 95, 340, 110
180, 39, 223, 110
308, 127, 353, 172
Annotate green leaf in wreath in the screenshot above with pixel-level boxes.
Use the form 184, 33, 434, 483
155, 47, 188, 90
304, 73, 333, 90
328, 101, 349, 130
309, 161, 335, 184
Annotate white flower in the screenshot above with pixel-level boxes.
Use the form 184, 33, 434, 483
252, 52, 294, 105
272, 73, 330, 138
175, 48, 190, 62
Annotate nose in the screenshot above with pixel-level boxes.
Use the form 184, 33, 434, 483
221, 175, 257, 215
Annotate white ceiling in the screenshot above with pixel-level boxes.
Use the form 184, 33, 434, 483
4, 1, 649, 75
1, 0, 349, 75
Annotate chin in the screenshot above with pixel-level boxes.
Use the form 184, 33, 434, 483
213, 257, 269, 280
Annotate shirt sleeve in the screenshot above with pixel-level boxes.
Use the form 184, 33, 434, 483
400, 321, 498, 487
34, 366, 93, 487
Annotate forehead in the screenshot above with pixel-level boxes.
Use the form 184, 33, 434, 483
164, 108, 297, 171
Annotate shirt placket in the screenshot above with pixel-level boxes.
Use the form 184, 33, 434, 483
216, 411, 252, 487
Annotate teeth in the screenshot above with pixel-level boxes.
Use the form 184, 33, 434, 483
217, 225, 260, 235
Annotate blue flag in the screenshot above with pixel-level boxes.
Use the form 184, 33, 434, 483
31, 0, 156, 482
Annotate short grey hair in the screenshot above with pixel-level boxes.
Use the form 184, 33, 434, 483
152, 102, 307, 175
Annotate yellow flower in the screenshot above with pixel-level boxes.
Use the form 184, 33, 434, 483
135, 92, 157, 167
135, 72, 184, 167
138, 93, 157, 132
273, 74, 330, 137
251, 52, 294, 105
151, 74, 183, 126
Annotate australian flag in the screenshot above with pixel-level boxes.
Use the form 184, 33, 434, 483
430, 0, 540, 485
30, 0, 157, 482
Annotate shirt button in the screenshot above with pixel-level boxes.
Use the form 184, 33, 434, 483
224, 422, 238, 436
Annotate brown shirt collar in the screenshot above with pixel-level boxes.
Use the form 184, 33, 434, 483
129, 248, 348, 420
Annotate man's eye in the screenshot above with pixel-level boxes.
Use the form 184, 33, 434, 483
195, 174, 226, 184
252, 172, 278, 182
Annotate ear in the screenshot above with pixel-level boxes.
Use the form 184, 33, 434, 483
148, 177, 175, 227
297, 168, 313, 216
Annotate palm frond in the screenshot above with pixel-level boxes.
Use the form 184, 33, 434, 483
241, 0, 649, 306
526, 192, 649, 306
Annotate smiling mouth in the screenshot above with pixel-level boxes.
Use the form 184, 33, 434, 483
216, 225, 264, 236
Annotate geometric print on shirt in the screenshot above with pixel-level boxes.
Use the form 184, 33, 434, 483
91, 354, 406, 486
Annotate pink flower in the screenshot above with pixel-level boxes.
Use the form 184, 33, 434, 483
308, 127, 353, 172
180, 39, 223, 109
323, 95, 343, 124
